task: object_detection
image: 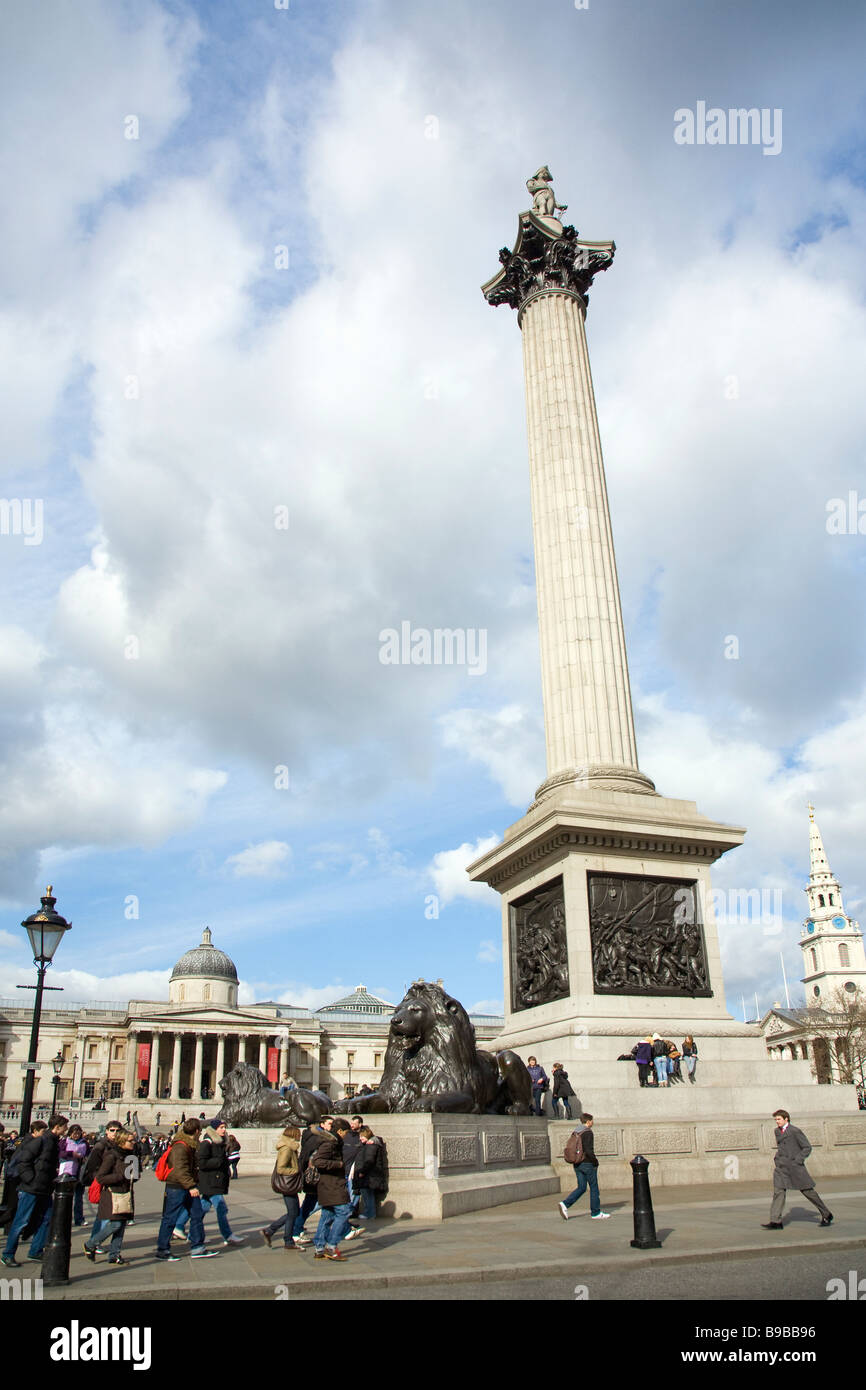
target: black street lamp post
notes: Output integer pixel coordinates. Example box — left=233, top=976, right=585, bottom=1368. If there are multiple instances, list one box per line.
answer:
left=17, top=887, right=71, bottom=1134
left=51, top=1051, right=64, bottom=1111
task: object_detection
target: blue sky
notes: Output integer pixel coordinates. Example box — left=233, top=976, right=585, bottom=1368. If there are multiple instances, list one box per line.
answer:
left=1, top=0, right=866, bottom=1018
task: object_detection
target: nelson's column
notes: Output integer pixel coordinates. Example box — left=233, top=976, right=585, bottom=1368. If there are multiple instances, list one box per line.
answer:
left=467, top=170, right=854, bottom=1125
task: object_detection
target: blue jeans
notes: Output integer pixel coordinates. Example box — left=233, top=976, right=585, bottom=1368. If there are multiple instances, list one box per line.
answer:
left=563, top=1162, right=601, bottom=1216
left=355, top=1187, right=377, bottom=1219
left=314, top=1201, right=353, bottom=1251
left=73, top=1182, right=85, bottom=1225
left=264, top=1193, right=300, bottom=1245
left=553, top=1097, right=572, bottom=1119
left=85, top=1218, right=126, bottom=1259
left=3, top=1191, right=50, bottom=1259
left=654, top=1057, right=668, bottom=1084
left=156, top=1186, right=205, bottom=1255
left=292, top=1190, right=319, bottom=1238
left=531, top=1086, right=546, bottom=1116
left=179, top=1192, right=233, bottom=1240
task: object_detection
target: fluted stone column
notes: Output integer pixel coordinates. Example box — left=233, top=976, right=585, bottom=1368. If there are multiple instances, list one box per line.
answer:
left=258, top=1037, right=268, bottom=1074
left=193, top=1033, right=205, bottom=1100
left=279, top=1035, right=289, bottom=1081
left=215, top=1034, right=226, bottom=1091
left=483, top=198, right=655, bottom=799
left=311, top=1041, right=320, bottom=1090
left=170, top=1033, right=183, bottom=1101
left=124, top=1032, right=138, bottom=1101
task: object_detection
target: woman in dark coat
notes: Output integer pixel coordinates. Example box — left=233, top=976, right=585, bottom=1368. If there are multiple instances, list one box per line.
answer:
left=551, top=1064, right=575, bottom=1119
left=352, top=1127, right=387, bottom=1221
left=311, top=1118, right=352, bottom=1259
left=83, top=1130, right=137, bottom=1265
left=633, top=1038, right=653, bottom=1087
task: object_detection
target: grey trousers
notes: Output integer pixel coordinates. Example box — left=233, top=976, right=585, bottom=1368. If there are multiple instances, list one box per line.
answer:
left=770, top=1186, right=830, bottom=1223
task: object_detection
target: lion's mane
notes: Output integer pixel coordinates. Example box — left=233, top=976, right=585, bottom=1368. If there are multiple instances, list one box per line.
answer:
left=378, top=981, right=489, bottom=1111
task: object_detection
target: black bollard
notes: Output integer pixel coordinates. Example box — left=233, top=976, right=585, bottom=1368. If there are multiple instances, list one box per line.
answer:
left=43, top=1176, right=76, bottom=1286
left=629, top=1153, right=662, bottom=1249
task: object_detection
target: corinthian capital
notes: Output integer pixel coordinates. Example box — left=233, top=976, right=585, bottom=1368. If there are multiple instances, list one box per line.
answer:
left=482, top=215, right=615, bottom=316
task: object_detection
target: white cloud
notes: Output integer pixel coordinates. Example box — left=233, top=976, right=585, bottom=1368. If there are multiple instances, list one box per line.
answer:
left=439, top=706, right=543, bottom=807
left=225, top=840, right=292, bottom=879
left=428, top=837, right=501, bottom=908
left=477, top=939, right=500, bottom=964
left=0, top=964, right=170, bottom=1005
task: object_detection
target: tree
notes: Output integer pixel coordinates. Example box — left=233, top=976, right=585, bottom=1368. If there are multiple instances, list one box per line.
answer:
left=805, top=986, right=866, bottom=1086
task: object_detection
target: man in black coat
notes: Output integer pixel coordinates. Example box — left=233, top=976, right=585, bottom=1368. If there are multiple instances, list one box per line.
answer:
left=1, top=1115, right=67, bottom=1266
left=761, top=1109, right=833, bottom=1229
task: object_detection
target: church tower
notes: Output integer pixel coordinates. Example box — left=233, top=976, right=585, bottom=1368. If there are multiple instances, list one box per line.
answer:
left=801, top=805, right=866, bottom=1007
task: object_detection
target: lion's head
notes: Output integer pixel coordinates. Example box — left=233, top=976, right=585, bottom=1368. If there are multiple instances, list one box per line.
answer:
left=380, top=981, right=480, bottom=1102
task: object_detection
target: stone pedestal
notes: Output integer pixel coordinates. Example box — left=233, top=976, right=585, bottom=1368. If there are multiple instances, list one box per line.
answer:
left=229, top=1115, right=559, bottom=1220
left=468, top=781, right=750, bottom=1049
left=548, top=1113, right=866, bottom=1189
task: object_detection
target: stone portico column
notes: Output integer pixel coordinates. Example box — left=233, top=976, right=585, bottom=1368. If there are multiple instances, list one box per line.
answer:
left=170, top=1033, right=183, bottom=1101
left=279, top=1034, right=289, bottom=1081
left=193, top=1033, right=205, bottom=1101
left=215, top=1034, right=226, bottom=1091
left=311, top=1041, right=320, bottom=1090
left=124, top=1032, right=138, bottom=1101
left=258, top=1036, right=268, bottom=1074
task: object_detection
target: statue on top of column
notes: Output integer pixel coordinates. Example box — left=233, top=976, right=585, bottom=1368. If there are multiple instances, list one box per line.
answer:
left=526, top=166, right=567, bottom=219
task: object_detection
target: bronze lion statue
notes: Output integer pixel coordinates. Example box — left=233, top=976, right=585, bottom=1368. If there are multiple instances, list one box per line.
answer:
left=334, top=981, right=532, bottom=1115
left=216, top=1063, right=332, bottom=1129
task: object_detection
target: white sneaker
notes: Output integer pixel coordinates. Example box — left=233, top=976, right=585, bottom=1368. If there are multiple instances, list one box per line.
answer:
left=591, top=1212, right=611, bottom=1220
left=171, top=1229, right=187, bottom=1242
left=223, top=1234, right=244, bottom=1245
left=190, top=1249, right=220, bottom=1259
left=558, top=1202, right=569, bottom=1220
left=342, top=1227, right=364, bottom=1242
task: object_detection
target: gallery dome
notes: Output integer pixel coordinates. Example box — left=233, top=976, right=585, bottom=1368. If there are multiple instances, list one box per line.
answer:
left=170, top=927, right=238, bottom=984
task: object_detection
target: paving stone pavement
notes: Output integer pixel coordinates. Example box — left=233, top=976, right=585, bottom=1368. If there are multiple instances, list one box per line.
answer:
left=42, top=1171, right=866, bottom=1300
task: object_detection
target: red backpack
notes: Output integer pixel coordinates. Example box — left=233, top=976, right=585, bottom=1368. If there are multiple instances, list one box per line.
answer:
left=155, top=1145, right=174, bottom=1182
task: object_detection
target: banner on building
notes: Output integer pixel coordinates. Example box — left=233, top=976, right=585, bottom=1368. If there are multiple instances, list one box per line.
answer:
left=267, top=1047, right=279, bottom=1085
left=137, top=1043, right=151, bottom=1081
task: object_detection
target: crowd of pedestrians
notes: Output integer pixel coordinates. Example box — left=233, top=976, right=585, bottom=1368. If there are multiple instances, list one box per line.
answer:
left=260, top=1112, right=387, bottom=1260
left=0, top=1106, right=389, bottom=1273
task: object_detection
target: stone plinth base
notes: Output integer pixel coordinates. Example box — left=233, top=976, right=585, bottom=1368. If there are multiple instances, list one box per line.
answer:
left=230, top=1115, right=559, bottom=1220
left=548, top=1113, right=866, bottom=1189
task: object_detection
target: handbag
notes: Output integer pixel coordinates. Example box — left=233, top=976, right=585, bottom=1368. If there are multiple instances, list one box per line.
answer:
left=271, top=1163, right=302, bottom=1196
left=110, top=1188, right=134, bottom=1215
left=87, top=1179, right=101, bottom=1204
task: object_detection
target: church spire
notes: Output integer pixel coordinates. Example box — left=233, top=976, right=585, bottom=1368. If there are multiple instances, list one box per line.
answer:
left=805, top=805, right=844, bottom=917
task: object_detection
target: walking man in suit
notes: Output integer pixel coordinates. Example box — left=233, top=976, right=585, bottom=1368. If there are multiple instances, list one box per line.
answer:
left=761, top=1109, right=833, bottom=1229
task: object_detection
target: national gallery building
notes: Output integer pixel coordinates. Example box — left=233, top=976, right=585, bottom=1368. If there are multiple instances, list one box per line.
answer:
left=0, top=927, right=502, bottom=1122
